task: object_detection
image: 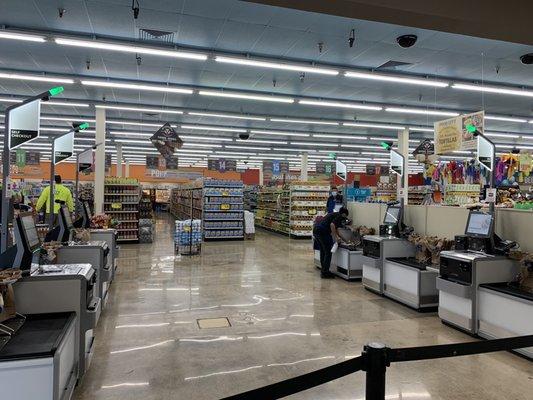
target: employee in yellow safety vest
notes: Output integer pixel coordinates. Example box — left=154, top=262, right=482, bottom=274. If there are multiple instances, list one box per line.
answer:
left=36, top=175, right=74, bottom=218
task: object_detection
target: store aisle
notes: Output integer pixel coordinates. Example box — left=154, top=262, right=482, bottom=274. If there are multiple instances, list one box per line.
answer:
left=73, top=217, right=532, bottom=400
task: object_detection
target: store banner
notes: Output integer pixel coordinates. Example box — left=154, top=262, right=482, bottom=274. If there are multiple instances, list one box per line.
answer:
left=434, top=111, right=484, bottom=154
left=53, top=131, right=74, bottom=164
left=15, top=149, right=26, bottom=168
left=262, top=161, right=273, bottom=181
left=146, top=155, right=159, bottom=170
left=207, top=159, right=236, bottom=172
left=8, top=99, right=41, bottom=150
left=366, top=165, right=376, bottom=175
left=78, top=149, right=93, bottom=172
left=26, top=151, right=40, bottom=166
left=166, top=156, right=179, bottom=170
left=316, top=161, right=335, bottom=176
left=150, top=123, right=183, bottom=160
left=158, top=156, right=166, bottom=170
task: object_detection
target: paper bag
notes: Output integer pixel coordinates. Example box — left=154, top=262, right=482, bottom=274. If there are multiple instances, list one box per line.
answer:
left=0, top=284, right=16, bottom=323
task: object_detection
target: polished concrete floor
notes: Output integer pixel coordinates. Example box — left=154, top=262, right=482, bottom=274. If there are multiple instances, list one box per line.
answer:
left=74, top=217, right=532, bottom=400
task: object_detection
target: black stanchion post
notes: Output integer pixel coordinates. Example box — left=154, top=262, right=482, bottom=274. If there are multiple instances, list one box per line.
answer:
left=363, top=342, right=389, bottom=400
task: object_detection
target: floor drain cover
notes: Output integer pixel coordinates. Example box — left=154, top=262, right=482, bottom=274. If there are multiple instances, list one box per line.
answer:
left=197, top=317, right=231, bottom=329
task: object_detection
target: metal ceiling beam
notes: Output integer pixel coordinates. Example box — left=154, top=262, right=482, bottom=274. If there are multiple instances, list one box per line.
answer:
left=245, top=0, right=533, bottom=46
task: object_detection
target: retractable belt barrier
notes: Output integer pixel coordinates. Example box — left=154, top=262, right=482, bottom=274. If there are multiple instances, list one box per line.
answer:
left=222, top=335, right=533, bottom=400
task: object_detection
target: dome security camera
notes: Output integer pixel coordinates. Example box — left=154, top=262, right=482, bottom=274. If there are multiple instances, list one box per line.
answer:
left=239, top=132, right=250, bottom=140
left=396, top=34, right=418, bottom=48
left=520, top=53, right=533, bottom=65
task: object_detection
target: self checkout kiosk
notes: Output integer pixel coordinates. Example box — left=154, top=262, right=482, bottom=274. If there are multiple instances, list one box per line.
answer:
left=52, top=205, right=112, bottom=307
left=330, top=227, right=366, bottom=281
left=437, top=209, right=520, bottom=335
left=361, top=203, right=415, bottom=294
left=0, top=212, right=101, bottom=395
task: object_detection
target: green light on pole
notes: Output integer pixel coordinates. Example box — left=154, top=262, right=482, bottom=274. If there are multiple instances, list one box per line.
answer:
left=466, top=124, right=477, bottom=133
left=380, top=141, right=391, bottom=150
left=48, top=86, right=64, bottom=97
left=328, top=152, right=336, bottom=160
left=78, top=122, right=89, bottom=130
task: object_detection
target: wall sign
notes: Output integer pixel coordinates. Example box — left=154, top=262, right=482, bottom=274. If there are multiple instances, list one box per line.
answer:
left=53, top=131, right=74, bottom=164
left=8, top=99, right=41, bottom=150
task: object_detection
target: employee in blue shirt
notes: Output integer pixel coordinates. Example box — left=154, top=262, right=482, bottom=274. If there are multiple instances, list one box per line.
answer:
left=313, top=207, right=349, bottom=278
left=326, top=186, right=343, bottom=213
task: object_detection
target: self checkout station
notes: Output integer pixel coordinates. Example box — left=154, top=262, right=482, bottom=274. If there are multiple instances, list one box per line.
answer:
left=0, top=92, right=120, bottom=399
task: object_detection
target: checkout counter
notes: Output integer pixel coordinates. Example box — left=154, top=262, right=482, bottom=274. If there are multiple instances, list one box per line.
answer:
left=361, top=205, right=415, bottom=294
left=51, top=206, right=111, bottom=307
left=330, top=228, right=365, bottom=280
left=0, top=212, right=101, bottom=387
left=436, top=210, right=520, bottom=335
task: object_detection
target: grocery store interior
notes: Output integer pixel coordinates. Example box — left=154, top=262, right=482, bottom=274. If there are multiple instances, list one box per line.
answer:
left=0, top=1, right=532, bottom=399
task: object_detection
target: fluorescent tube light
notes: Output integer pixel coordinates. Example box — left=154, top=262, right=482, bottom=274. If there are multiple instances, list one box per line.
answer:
left=82, top=80, right=193, bottom=94
left=188, top=112, right=265, bottom=121
left=236, top=139, right=286, bottom=144
left=343, top=122, right=405, bottom=130
left=291, top=142, right=338, bottom=147
left=385, top=107, right=459, bottom=117
left=409, top=127, right=434, bottom=132
left=224, top=146, right=271, bottom=151
left=452, top=83, right=533, bottom=98
left=312, top=134, right=367, bottom=140
left=199, top=90, right=294, bottom=104
left=41, top=116, right=95, bottom=123
left=249, top=130, right=309, bottom=137
left=182, top=143, right=222, bottom=148
left=45, top=101, right=89, bottom=107
left=298, top=99, right=382, bottom=111
left=215, top=56, right=338, bottom=76
left=0, top=31, right=46, bottom=42
left=484, top=115, right=528, bottom=123
left=270, top=118, right=338, bottom=126
left=180, top=124, right=246, bottom=133
left=0, top=97, right=22, bottom=103
left=0, top=72, right=74, bottom=84
left=345, top=71, right=448, bottom=87
left=216, top=151, right=257, bottom=156
left=180, top=135, right=233, bottom=141
left=55, top=38, right=207, bottom=60
left=107, top=120, right=166, bottom=127
left=109, top=131, right=152, bottom=137
left=484, top=132, right=520, bottom=139
left=95, top=105, right=183, bottom=114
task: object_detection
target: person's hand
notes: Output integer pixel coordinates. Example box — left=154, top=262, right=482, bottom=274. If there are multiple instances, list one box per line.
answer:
left=336, top=237, right=342, bottom=244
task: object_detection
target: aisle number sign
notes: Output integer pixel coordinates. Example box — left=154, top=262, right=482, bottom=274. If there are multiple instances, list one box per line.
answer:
left=434, top=111, right=484, bottom=154
left=8, top=99, right=41, bottom=150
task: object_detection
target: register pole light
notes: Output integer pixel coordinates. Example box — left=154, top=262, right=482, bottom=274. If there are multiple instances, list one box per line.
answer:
left=49, top=122, right=89, bottom=227
left=1, top=87, right=63, bottom=252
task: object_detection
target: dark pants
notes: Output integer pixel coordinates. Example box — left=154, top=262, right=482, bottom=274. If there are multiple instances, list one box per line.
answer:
left=313, top=226, right=333, bottom=276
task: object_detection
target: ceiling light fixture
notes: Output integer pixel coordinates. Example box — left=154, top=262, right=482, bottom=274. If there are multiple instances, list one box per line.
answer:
left=484, top=115, right=528, bottom=123
left=249, top=130, right=309, bottom=137
left=188, top=112, right=265, bottom=121
left=95, top=105, right=183, bottom=114
left=224, top=146, right=272, bottom=151
left=484, top=132, right=521, bottom=139
left=385, top=107, right=459, bottom=117
left=180, top=135, right=233, bottom=142
left=41, top=116, right=96, bottom=123
left=0, top=72, right=74, bottom=84
left=343, top=122, right=405, bottom=130
left=82, top=80, right=193, bottom=94
left=214, top=56, right=339, bottom=76
left=199, top=90, right=294, bottom=104
left=180, top=124, right=246, bottom=133
left=409, top=127, right=434, bottom=132
left=270, top=118, right=338, bottom=126
left=236, top=139, right=286, bottom=144
left=182, top=143, right=223, bottom=148
left=452, top=83, right=533, bottom=98
left=55, top=38, right=207, bottom=60
left=107, top=120, right=167, bottom=127
left=312, top=134, right=368, bottom=140
left=298, top=100, right=382, bottom=111
left=0, top=31, right=46, bottom=42
left=291, top=142, right=338, bottom=147
left=345, top=71, right=448, bottom=87
left=45, top=101, right=89, bottom=107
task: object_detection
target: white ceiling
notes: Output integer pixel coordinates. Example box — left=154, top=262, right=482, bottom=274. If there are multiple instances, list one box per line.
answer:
left=0, top=0, right=531, bottom=168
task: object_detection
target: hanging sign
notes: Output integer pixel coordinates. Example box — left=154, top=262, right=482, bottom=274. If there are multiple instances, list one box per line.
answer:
left=146, top=155, right=159, bottom=170
left=477, top=134, right=495, bottom=171
left=434, top=111, right=484, bottom=154
left=208, top=159, right=237, bottom=172
left=366, top=165, right=376, bottom=175
left=8, top=99, right=41, bottom=150
left=165, top=156, right=179, bottom=170
left=336, top=160, right=347, bottom=181
left=151, top=123, right=183, bottom=160
left=53, top=131, right=74, bottom=164
left=316, top=161, right=335, bottom=176
left=78, top=149, right=93, bottom=172
left=390, top=150, right=404, bottom=176
left=105, top=153, right=112, bottom=172
left=412, top=139, right=435, bottom=156
left=15, top=149, right=26, bottom=168
left=26, top=151, right=40, bottom=166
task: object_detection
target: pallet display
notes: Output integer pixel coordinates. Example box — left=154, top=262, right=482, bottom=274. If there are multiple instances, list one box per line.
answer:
left=203, top=180, right=244, bottom=240
left=255, top=186, right=290, bottom=235
left=170, top=185, right=203, bottom=220
left=174, top=219, right=202, bottom=255
left=289, top=182, right=330, bottom=237
left=103, top=177, right=140, bottom=242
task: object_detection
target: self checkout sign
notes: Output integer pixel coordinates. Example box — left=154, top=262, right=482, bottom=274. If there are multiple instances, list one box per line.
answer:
left=53, top=131, right=74, bottom=164
left=8, top=99, right=41, bottom=149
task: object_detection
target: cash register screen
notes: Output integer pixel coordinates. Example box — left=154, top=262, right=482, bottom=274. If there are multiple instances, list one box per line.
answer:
left=62, top=206, right=74, bottom=229
left=465, top=211, right=493, bottom=238
left=21, top=214, right=40, bottom=250
left=383, top=206, right=401, bottom=225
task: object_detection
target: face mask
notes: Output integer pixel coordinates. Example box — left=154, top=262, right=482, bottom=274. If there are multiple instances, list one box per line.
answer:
left=331, top=191, right=337, bottom=196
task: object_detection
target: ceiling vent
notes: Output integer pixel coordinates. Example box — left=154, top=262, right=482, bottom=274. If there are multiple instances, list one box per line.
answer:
left=138, top=28, right=175, bottom=44
left=376, top=60, right=413, bottom=70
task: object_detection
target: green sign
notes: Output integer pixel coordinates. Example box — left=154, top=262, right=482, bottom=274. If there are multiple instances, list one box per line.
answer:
left=15, top=149, right=26, bottom=168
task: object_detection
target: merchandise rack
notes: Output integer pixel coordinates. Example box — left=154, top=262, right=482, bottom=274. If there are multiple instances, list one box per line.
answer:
left=289, top=182, right=330, bottom=237
left=244, top=185, right=259, bottom=212
left=103, top=178, right=140, bottom=242
left=255, top=186, right=290, bottom=235
left=203, top=180, right=244, bottom=240
left=444, top=183, right=481, bottom=206
left=170, top=185, right=203, bottom=220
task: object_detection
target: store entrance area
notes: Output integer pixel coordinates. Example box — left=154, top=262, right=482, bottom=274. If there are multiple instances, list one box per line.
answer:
left=72, top=217, right=532, bottom=400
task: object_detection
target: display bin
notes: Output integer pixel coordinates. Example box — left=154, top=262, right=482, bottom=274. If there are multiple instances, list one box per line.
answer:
left=478, top=283, right=533, bottom=359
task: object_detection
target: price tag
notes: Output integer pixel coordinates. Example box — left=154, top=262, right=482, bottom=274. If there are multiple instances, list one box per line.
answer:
left=222, top=191, right=229, bottom=196
left=220, top=204, right=230, bottom=210
left=308, top=209, right=317, bottom=215
left=183, top=226, right=191, bottom=232
left=486, top=188, right=497, bottom=203
left=111, top=203, right=122, bottom=209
